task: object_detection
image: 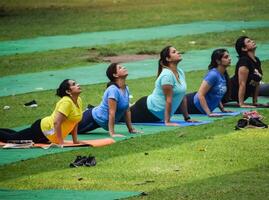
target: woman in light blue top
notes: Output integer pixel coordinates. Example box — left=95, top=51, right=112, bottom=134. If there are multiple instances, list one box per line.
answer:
left=128, top=46, right=191, bottom=126
left=78, top=63, right=138, bottom=137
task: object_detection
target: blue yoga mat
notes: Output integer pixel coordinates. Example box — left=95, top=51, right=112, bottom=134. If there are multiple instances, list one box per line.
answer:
left=126, top=120, right=210, bottom=127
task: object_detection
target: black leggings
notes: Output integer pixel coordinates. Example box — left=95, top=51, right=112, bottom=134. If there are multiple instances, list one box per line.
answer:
left=0, top=119, right=49, bottom=143
left=175, top=92, right=202, bottom=114
left=129, top=96, right=160, bottom=123
left=259, top=83, right=269, bottom=96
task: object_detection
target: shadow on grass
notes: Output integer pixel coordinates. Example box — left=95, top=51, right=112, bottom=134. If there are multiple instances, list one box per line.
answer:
left=127, top=165, right=269, bottom=200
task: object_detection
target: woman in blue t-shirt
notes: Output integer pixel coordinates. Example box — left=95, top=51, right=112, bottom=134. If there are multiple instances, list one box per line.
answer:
left=127, top=46, right=190, bottom=126
left=175, top=48, right=231, bottom=117
left=78, top=63, right=138, bottom=137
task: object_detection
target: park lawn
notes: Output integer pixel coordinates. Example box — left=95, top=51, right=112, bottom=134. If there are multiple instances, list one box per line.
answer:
left=1, top=27, right=269, bottom=77
left=0, top=112, right=268, bottom=200
left=0, top=61, right=269, bottom=128
left=1, top=0, right=269, bottom=41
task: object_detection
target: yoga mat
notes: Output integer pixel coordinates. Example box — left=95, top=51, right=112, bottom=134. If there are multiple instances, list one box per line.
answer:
left=125, top=120, right=210, bottom=127
left=1, top=42, right=269, bottom=97
left=1, top=20, right=269, bottom=56
left=0, top=188, right=141, bottom=200
left=0, top=138, right=115, bottom=149
left=224, top=96, right=269, bottom=108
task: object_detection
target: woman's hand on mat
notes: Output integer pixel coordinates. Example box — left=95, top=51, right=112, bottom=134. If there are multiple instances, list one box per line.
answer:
left=165, top=122, right=180, bottom=126
left=208, top=113, right=223, bottom=117
left=129, top=128, right=143, bottom=134
left=111, top=134, right=126, bottom=137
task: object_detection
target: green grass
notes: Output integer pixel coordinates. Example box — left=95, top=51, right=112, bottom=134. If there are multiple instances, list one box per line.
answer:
left=1, top=0, right=269, bottom=41
left=0, top=114, right=268, bottom=200
left=1, top=27, right=269, bottom=77
left=0, top=1, right=269, bottom=199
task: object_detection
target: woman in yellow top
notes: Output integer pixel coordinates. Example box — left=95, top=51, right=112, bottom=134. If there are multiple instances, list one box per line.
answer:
left=0, top=79, right=82, bottom=145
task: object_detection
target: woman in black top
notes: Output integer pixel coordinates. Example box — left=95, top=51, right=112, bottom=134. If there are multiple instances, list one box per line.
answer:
left=228, top=36, right=266, bottom=108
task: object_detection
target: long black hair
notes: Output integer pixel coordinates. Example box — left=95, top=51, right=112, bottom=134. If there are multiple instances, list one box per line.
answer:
left=106, top=63, right=119, bottom=88
left=235, top=36, right=248, bottom=57
left=56, top=79, right=71, bottom=98
left=157, top=45, right=172, bottom=77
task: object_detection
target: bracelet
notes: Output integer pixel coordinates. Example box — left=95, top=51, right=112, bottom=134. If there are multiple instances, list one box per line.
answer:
left=184, top=116, right=191, bottom=121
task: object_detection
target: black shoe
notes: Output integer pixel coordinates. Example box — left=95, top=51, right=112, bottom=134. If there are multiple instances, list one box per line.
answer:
left=249, top=118, right=268, bottom=128
left=24, top=100, right=38, bottom=108
left=69, top=156, right=88, bottom=168
left=235, top=118, right=248, bottom=130
left=84, top=156, right=96, bottom=167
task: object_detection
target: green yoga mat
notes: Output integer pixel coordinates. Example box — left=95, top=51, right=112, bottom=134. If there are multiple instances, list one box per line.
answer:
left=0, top=189, right=141, bottom=200
left=0, top=124, right=176, bottom=166
left=1, top=43, right=269, bottom=97
left=1, top=20, right=269, bottom=56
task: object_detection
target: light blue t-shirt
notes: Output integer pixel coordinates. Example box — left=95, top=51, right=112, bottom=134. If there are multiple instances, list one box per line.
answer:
left=147, top=68, right=187, bottom=120
left=92, top=85, right=129, bottom=130
left=194, top=68, right=227, bottom=113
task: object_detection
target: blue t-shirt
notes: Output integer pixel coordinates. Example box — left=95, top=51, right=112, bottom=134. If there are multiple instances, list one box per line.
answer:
left=194, top=68, right=227, bottom=113
left=147, top=68, right=187, bottom=120
left=92, top=85, right=129, bottom=130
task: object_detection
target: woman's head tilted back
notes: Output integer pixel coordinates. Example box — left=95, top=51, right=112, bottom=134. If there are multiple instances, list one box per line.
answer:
left=208, top=48, right=230, bottom=70
left=56, top=79, right=81, bottom=97
left=56, top=79, right=72, bottom=97
left=235, top=36, right=249, bottom=57
left=106, top=63, right=119, bottom=88
left=158, top=46, right=181, bottom=77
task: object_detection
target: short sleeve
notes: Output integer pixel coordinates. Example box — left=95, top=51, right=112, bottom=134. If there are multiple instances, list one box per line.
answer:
left=57, top=100, right=72, bottom=117
left=204, top=70, right=217, bottom=86
left=107, top=86, right=119, bottom=102
left=160, top=74, right=174, bottom=86
left=237, top=57, right=250, bottom=70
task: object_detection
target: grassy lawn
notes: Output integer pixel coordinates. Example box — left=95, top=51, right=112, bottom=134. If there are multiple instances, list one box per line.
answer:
left=1, top=0, right=269, bottom=41
left=1, top=27, right=269, bottom=77
left=0, top=1, right=269, bottom=199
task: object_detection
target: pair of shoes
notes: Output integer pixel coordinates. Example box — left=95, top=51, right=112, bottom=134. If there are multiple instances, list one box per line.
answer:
left=235, top=117, right=268, bottom=130
left=69, top=155, right=96, bottom=168
left=24, top=100, right=38, bottom=108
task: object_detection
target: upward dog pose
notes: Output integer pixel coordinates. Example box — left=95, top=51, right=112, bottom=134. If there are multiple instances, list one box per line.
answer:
left=175, top=48, right=232, bottom=116
left=0, top=79, right=83, bottom=145
left=227, top=36, right=269, bottom=107
left=78, top=63, right=139, bottom=137
left=125, top=46, right=191, bottom=125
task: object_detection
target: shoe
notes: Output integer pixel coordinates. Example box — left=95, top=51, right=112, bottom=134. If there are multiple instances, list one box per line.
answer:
left=87, top=104, right=95, bottom=109
left=84, top=156, right=96, bottom=167
left=24, top=100, right=38, bottom=108
left=249, top=118, right=268, bottom=128
left=69, top=156, right=88, bottom=168
left=235, top=118, right=248, bottom=130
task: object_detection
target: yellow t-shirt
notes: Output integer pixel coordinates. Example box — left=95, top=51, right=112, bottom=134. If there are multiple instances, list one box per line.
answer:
left=41, top=96, right=83, bottom=144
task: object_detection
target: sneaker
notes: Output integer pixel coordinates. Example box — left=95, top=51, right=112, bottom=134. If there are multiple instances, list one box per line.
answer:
left=235, top=118, right=248, bottom=130
left=249, top=118, right=268, bottom=128
left=84, top=156, right=96, bottom=167
left=24, top=100, right=38, bottom=108
left=69, top=156, right=88, bottom=168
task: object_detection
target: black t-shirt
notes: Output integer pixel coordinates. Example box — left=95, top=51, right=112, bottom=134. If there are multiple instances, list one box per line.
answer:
left=230, top=55, right=262, bottom=101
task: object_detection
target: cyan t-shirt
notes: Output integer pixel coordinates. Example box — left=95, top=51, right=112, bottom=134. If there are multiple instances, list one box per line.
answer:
left=194, top=68, right=227, bottom=113
left=92, top=85, right=129, bottom=130
left=147, top=68, right=187, bottom=120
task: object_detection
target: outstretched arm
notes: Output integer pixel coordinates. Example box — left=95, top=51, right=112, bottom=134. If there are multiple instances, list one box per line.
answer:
left=162, top=85, right=179, bottom=126
left=54, top=112, right=67, bottom=145
left=108, top=98, right=124, bottom=137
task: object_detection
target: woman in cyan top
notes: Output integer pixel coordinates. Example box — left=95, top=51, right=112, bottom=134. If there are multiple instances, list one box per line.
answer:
left=175, top=48, right=231, bottom=116
left=128, top=46, right=190, bottom=126
left=0, top=79, right=83, bottom=145
left=78, top=63, right=138, bottom=137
